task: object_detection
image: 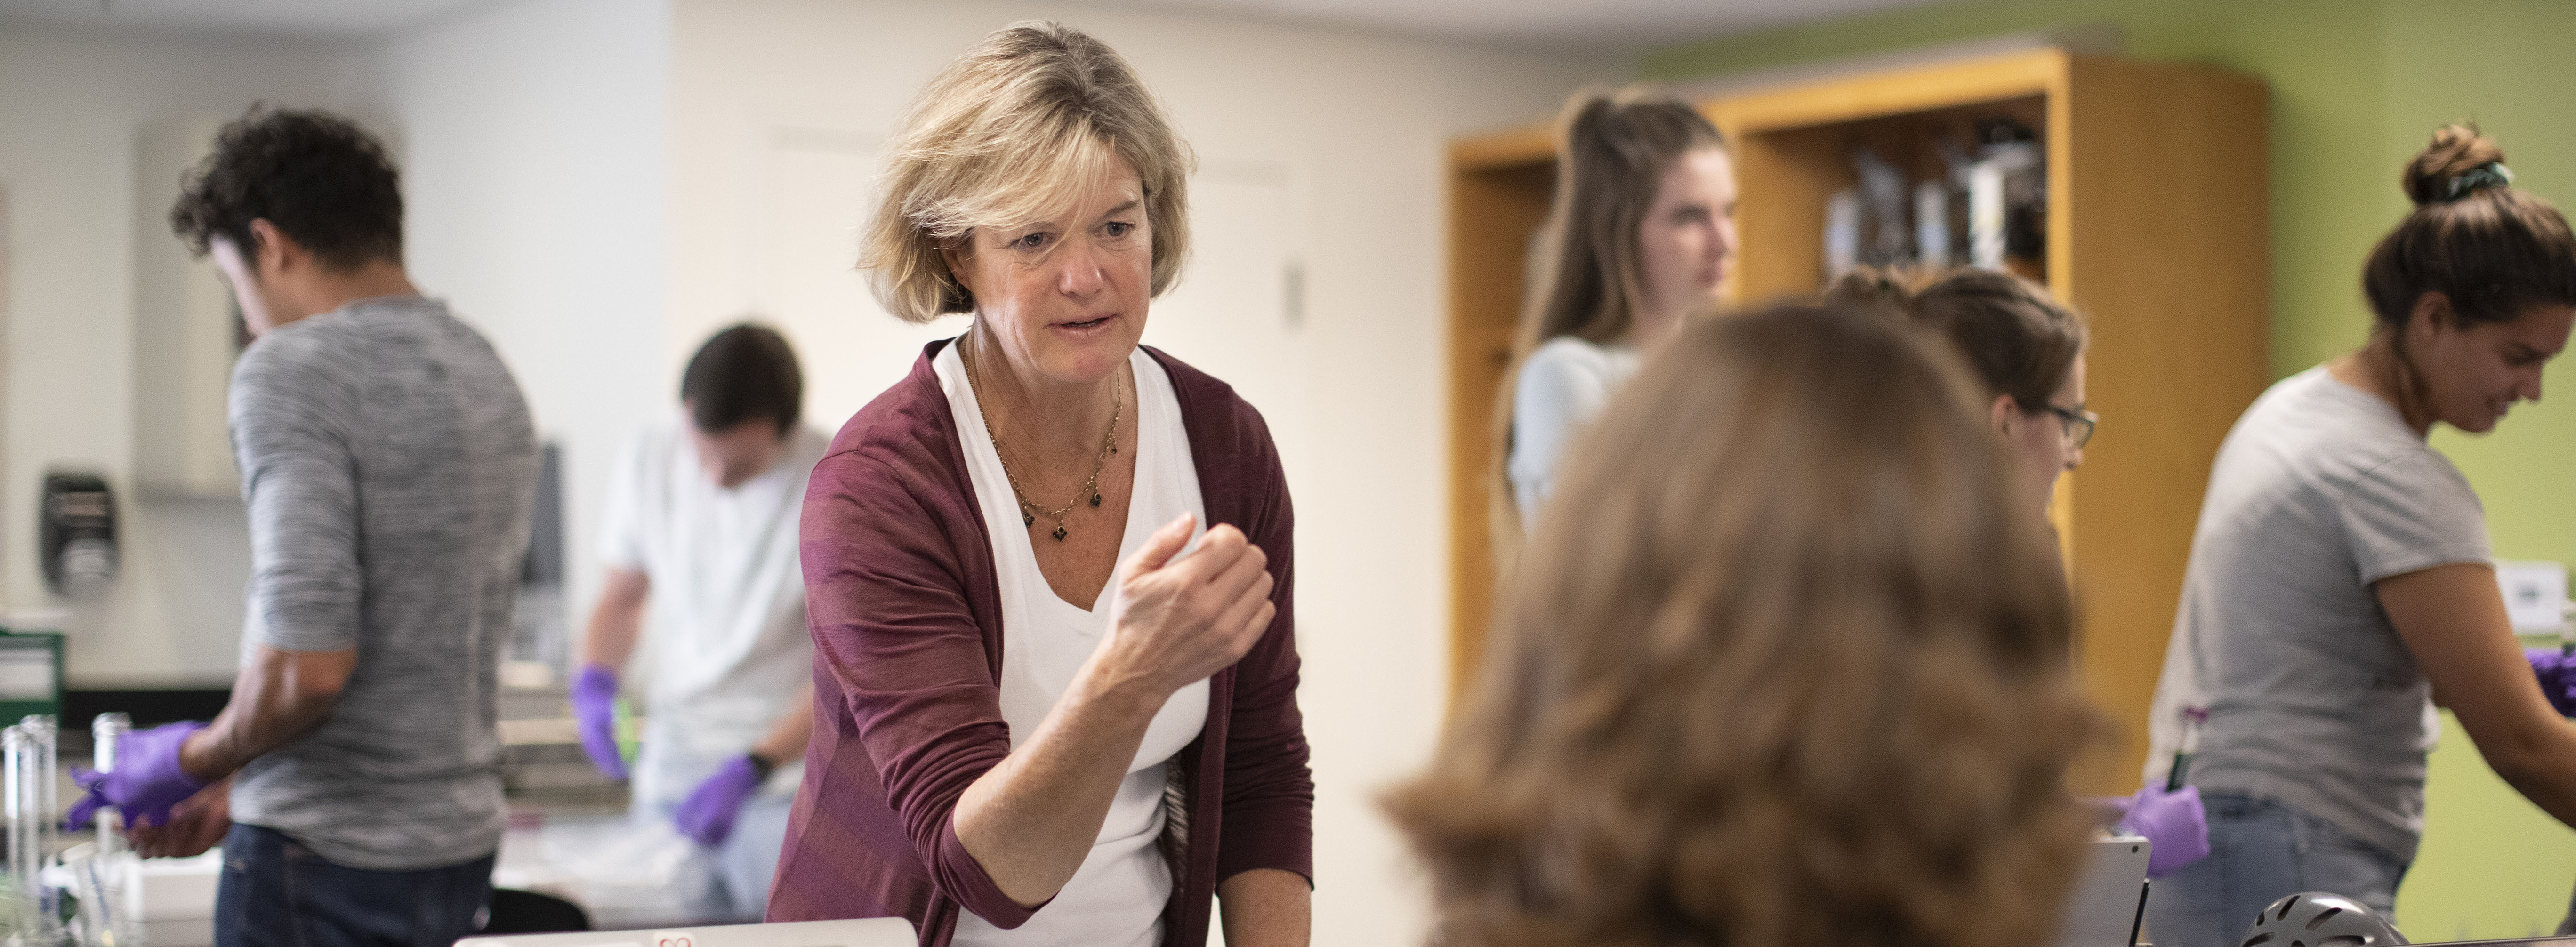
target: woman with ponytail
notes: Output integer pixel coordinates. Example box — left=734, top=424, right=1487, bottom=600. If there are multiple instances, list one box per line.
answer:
left=2141, top=125, right=2576, bottom=947
left=1499, top=88, right=1735, bottom=541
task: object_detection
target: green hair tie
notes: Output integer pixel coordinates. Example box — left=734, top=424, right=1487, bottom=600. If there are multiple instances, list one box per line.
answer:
left=2445, top=161, right=2515, bottom=201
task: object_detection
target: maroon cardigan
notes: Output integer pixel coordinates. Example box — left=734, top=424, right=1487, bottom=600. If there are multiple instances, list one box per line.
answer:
left=768, top=340, right=1314, bottom=946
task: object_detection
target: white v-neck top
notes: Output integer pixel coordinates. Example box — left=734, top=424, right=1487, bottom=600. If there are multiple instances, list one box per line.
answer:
left=936, top=338, right=1212, bottom=947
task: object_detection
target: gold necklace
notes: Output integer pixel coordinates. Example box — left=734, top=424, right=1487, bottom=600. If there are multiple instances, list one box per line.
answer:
left=960, top=336, right=1121, bottom=542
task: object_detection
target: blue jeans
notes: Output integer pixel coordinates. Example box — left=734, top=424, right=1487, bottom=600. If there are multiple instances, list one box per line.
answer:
left=216, top=823, right=495, bottom=947
left=2144, top=793, right=2409, bottom=947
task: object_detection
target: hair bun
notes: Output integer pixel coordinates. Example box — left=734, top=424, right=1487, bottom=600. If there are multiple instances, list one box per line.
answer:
left=2405, top=123, right=2509, bottom=206
left=1823, top=266, right=1919, bottom=310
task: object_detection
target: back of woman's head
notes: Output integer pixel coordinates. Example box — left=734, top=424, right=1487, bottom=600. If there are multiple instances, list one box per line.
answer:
left=1395, top=302, right=2098, bottom=947
left=1522, top=87, right=1725, bottom=350
left=1827, top=266, right=2085, bottom=410
left=2365, top=124, right=2576, bottom=332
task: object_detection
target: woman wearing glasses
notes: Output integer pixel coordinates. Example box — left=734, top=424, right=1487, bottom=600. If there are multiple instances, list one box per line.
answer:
left=2141, top=125, right=2576, bottom=947
left=1829, top=268, right=2094, bottom=521
left=1831, top=267, right=2209, bottom=875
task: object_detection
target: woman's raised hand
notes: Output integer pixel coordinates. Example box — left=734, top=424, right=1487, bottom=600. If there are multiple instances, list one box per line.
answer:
left=1100, top=513, right=1276, bottom=696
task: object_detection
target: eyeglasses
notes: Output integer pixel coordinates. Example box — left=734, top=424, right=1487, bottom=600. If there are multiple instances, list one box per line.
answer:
left=2037, top=403, right=2098, bottom=449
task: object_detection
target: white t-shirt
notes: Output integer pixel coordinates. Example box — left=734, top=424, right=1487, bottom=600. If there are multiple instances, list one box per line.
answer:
left=1508, top=336, right=1640, bottom=531
left=936, top=339, right=1212, bottom=947
left=2142, top=367, right=2488, bottom=860
left=599, top=419, right=829, bottom=805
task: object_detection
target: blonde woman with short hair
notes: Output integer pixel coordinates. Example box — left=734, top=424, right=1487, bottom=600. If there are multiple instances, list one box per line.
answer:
left=772, top=23, right=1312, bottom=947
left=1393, top=301, right=2101, bottom=947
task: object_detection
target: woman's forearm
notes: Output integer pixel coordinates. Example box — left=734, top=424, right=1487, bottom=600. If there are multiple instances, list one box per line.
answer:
left=951, top=516, right=1275, bottom=910
left=2383, top=563, right=2576, bottom=829
left=2477, top=714, right=2576, bottom=828
left=1220, top=868, right=1312, bottom=947
left=952, top=659, right=1165, bottom=907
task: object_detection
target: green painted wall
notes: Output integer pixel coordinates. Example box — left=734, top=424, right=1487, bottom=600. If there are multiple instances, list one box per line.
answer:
left=1645, top=0, right=2576, bottom=938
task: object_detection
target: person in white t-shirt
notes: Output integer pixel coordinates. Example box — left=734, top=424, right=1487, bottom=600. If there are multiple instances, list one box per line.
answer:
left=574, top=323, right=829, bottom=922
left=1502, top=87, right=1736, bottom=540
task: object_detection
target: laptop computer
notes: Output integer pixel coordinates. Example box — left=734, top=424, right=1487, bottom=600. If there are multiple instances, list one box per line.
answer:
left=2051, top=835, right=2154, bottom=947
left=455, top=917, right=916, bottom=947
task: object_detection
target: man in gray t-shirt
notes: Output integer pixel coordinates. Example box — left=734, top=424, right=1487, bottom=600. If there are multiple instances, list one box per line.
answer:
left=65, top=108, right=535, bottom=946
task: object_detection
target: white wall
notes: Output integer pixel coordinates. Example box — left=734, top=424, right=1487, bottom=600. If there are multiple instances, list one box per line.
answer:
left=669, top=2, right=1617, bottom=939
left=6, top=3, right=1623, bottom=933
left=0, top=22, right=374, bottom=685
left=369, top=0, right=674, bottom=638
left=0, top=0, right=670, bottom=685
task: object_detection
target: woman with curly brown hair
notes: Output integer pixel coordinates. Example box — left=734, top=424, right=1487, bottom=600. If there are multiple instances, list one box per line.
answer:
left=1389, top=301, right=2100, bottom=947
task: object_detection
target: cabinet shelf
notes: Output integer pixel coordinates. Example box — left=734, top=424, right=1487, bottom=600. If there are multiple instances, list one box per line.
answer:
left=1446, top=48, right=2270, bottom=793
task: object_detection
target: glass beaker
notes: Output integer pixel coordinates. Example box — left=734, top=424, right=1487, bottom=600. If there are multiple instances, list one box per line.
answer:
left=54, top=840, right=141, bottom=947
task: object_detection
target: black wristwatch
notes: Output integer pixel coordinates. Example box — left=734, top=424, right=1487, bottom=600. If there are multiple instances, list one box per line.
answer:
left=745, top=751, right=777, bottom=782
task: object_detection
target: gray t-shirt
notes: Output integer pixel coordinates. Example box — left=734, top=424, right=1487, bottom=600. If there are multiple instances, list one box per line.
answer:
left=225, top=295, right=538, bottom=871
left=2143, top=366, right=2488, bottom=860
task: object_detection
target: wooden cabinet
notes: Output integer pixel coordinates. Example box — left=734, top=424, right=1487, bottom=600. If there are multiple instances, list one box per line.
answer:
left=1445, top=48, right=2270, bottom=793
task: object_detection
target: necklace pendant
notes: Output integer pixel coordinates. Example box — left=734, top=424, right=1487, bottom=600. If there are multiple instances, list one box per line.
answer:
left=1089, top=492, right=1102, bottom=507
left=1051, top=524, right=1068, bottom=541
left=1022, top=512, right=1034, bottom=527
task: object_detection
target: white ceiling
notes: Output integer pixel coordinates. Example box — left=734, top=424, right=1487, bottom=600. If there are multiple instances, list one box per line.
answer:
left=0, top=0, right=505, bottom=38
left=1089, top=0, right=1949, bottom=54
left=0, top=0, right=1947, bottom=52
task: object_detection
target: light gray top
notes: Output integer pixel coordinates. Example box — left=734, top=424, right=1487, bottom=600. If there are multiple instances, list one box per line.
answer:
left=225, top=295, right=538, bottom=871
left=2144, top=366, right=2488, bottom=860
left=1507, top=336, right=1638, bottom=532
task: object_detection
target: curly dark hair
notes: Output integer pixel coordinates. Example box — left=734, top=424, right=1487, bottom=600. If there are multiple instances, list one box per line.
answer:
left=169, top=106, right=404, bottom=270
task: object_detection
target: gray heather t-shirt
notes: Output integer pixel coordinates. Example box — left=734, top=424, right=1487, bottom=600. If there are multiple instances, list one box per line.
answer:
left=225, top=295, right=538, bottom=872
left=2143, top=366, right=2488, bottom=861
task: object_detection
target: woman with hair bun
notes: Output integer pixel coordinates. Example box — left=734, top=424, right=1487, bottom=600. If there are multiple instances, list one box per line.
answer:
left=2141, top=124, right=2576, bottom=947
left=1500, top=87, right=1735, bottom=540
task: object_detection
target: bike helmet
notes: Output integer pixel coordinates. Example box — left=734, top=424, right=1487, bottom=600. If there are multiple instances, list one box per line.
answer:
left=2239, top=892, right=2407, bottom=947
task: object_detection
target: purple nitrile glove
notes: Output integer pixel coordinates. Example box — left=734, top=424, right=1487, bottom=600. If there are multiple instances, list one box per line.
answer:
left=2528, top=648, right=2576, bottom=717
left=572, top=663, right=628, bottom=780
left=673, top=755, right=764, bottom=848
left=64, top=721, right=209, bottom=832
left=2116, top=783, right=2210, bottom=879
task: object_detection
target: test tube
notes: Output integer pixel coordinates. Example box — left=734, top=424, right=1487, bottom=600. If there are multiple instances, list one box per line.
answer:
left=91, top=714, right=127, bottom=776
left=93, top=713, right=129, bottom=852
left=18, top=717, right=54, bottom=872
left=2166, top=706, right=2208, bottom=792
left=83, top=712, right=143, bottom=947
left=4, top=724, right=32, bottom=903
